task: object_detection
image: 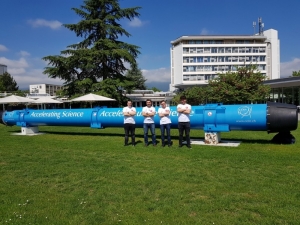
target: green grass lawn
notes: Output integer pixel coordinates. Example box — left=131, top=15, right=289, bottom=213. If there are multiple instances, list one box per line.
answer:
left=1, top=124, right=300, bottom=224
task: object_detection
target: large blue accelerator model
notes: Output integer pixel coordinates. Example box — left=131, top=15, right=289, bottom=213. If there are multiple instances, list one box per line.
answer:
left=1, top=102, right=298, bottom=134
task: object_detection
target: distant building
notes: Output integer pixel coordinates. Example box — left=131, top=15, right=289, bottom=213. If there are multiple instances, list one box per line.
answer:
left=170, top=29, right=280, bottom=91
left=0, top=64, right=7, bottom=75
left=124, top=90, right=176, bottom=107
left=29, top=84, right=63, bottom=96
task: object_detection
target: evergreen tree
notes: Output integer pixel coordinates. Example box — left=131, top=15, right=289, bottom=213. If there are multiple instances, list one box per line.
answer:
left=43, top=0, right=141, bottom=97
left=124, top=63, right=147, bottom=90
left=0, top=72, right=19, bottom=91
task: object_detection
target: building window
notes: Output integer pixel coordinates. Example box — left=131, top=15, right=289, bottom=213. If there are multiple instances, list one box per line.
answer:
left=218, top=48, right=225, bottom=53
left=211, top=48, right=217, bottom=53
left=190, top=48, right=196, bottom=53
left=260, top=56, right=266, bottom=61
left=197, top=48, right=203, bottom=53
left=225, top=47, right=231, bottom=53
left=197, top=57, right=203, bottom=62
left=204, top=48, right=210, bottom=53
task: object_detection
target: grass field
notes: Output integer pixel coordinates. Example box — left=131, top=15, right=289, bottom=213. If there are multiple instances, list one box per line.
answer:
left=1, top=124, right=300, bottom=224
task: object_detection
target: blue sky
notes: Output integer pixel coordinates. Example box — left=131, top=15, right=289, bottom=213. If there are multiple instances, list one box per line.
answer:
left=1, top=0, right=300, bottom=91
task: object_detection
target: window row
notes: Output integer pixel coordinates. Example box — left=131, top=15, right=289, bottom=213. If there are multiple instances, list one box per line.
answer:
left=183, top=56, right=266, bottom=63
left=183, top=73, right=267, bottom=81
left=185, top=40, right=262, bottom=45
left=183, top=64, right=266, bottom=72
left=183, top=47, right=266, bottom=54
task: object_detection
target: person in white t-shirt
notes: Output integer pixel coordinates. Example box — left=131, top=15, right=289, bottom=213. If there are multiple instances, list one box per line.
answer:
left=177, top=96, right=192, bottom=149
left=142, top=99, right=156, bottom=146
left=123, top=100, right=136, bottom=146
left=158, top=100, right=172, bottom=147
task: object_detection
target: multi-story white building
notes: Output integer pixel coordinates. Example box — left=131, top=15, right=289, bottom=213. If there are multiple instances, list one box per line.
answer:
left=0, top=64, right=7, bottom=75
left=29, top=84, right=63, bottom=96
left=170, top=29, right=280, bottom=91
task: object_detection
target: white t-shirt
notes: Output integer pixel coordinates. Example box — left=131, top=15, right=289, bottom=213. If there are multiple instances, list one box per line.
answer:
left=177, top=104, right=191, bottom=122
left=123, top=106, right=136, bottom=124
left=142, top=106, right=156, bottom=123
left=158, top=107, right=171, bottom=125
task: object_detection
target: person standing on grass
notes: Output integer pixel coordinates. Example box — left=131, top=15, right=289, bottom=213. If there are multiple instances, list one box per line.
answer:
left=142, top=99, right=156, bottom=146
left=177, top=96, right=192, bottom=149
left=158, top=100, right=172, bottom=147
left=123, top=100, right=136, bottom=146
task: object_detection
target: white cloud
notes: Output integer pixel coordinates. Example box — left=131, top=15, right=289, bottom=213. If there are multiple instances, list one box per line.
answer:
left=18, top=51, right=31, bottom=57
left=142, top=67, right=170, bottom=83
left=128, top=17, right=145, bottom=27
left=14, top=69, right=63, bottom=90
left=280, top=58, right=300, bottom=78
left=0, top=56, right=62, bottom=89
left=200, top=28, right=211, bottom=35
left=0, top=44, right=8, bottom=51
left=27, top=19, right=62, bottom=30
left=0, top=57, right=29, bottom=69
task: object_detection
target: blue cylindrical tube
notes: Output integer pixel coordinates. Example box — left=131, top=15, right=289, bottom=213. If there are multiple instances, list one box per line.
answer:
left=1, top=103, right=297, bottom=132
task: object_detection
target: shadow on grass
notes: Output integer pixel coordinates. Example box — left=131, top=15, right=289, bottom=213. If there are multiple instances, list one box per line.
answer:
left=8, top=129, right=275, bottom=145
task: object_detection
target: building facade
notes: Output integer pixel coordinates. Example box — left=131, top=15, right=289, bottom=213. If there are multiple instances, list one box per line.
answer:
left=170, top=29, right=280, bottom=91
left=29, top=84, right=63, bottom=96
left=0, top=64, right=7, bottom=75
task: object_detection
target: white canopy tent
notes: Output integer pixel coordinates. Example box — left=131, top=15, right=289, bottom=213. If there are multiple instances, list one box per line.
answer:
left=0, top=95, right=35, bottom=110
left=31, top=98, right=63, bottom=109
left=71, top=93, right=116, bottom=108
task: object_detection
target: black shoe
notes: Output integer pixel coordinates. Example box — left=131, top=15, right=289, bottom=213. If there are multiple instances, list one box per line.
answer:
left=187, top=145, right=192, bottom=149
left=168, top=144, right=171, bottom=147
left=162, top=144, right=165, bottom=147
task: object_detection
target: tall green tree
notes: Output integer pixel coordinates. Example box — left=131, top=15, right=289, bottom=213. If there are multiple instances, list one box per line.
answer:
left=0, top=72, right=19, bottom=91
left=43, top=0, right=141, bottom=97
left=124, top=63, right=147, bottom=90
left=208, top=65, right=270, bottom=104
left=292, top=70, right=300, bottom=77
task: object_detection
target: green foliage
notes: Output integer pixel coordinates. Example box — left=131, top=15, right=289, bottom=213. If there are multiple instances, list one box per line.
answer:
left=150, top=87, right=161, bottom=92
left=174, top=86, right=208, bottom=105
left=175, top=65, right=271, bottom=105
left=43, top=0, right=141, bottom=97
left=124, top=63, right=147, bottom=91
left=292, top=70, right=300, bottom=77
left=92, top=77, right=130, bottom=106
left=208, top=65, right=270, bottom=104
left=0, top=72, right=19, bottom=91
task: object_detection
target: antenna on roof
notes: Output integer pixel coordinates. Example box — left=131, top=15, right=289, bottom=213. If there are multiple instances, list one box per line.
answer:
left=258, top=17, right=264, bottom=35
left=253, top=21, right=256, bottom=35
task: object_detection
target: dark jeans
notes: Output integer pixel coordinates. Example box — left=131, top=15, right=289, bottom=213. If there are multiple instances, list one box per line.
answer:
left=143, top=123, right=156, bottom=145
left=160, top=123, right=171, bottom=145
left=124, top=123, right=135, bottom=145
left=178, top=122, right=190, bottom=146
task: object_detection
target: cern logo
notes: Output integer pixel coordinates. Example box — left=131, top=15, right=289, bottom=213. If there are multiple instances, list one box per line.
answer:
left=238, top=106, right=252, bottom=118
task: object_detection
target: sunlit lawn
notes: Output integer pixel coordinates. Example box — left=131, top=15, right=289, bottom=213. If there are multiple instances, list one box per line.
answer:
left=1, top=124, right=300, bottom=224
